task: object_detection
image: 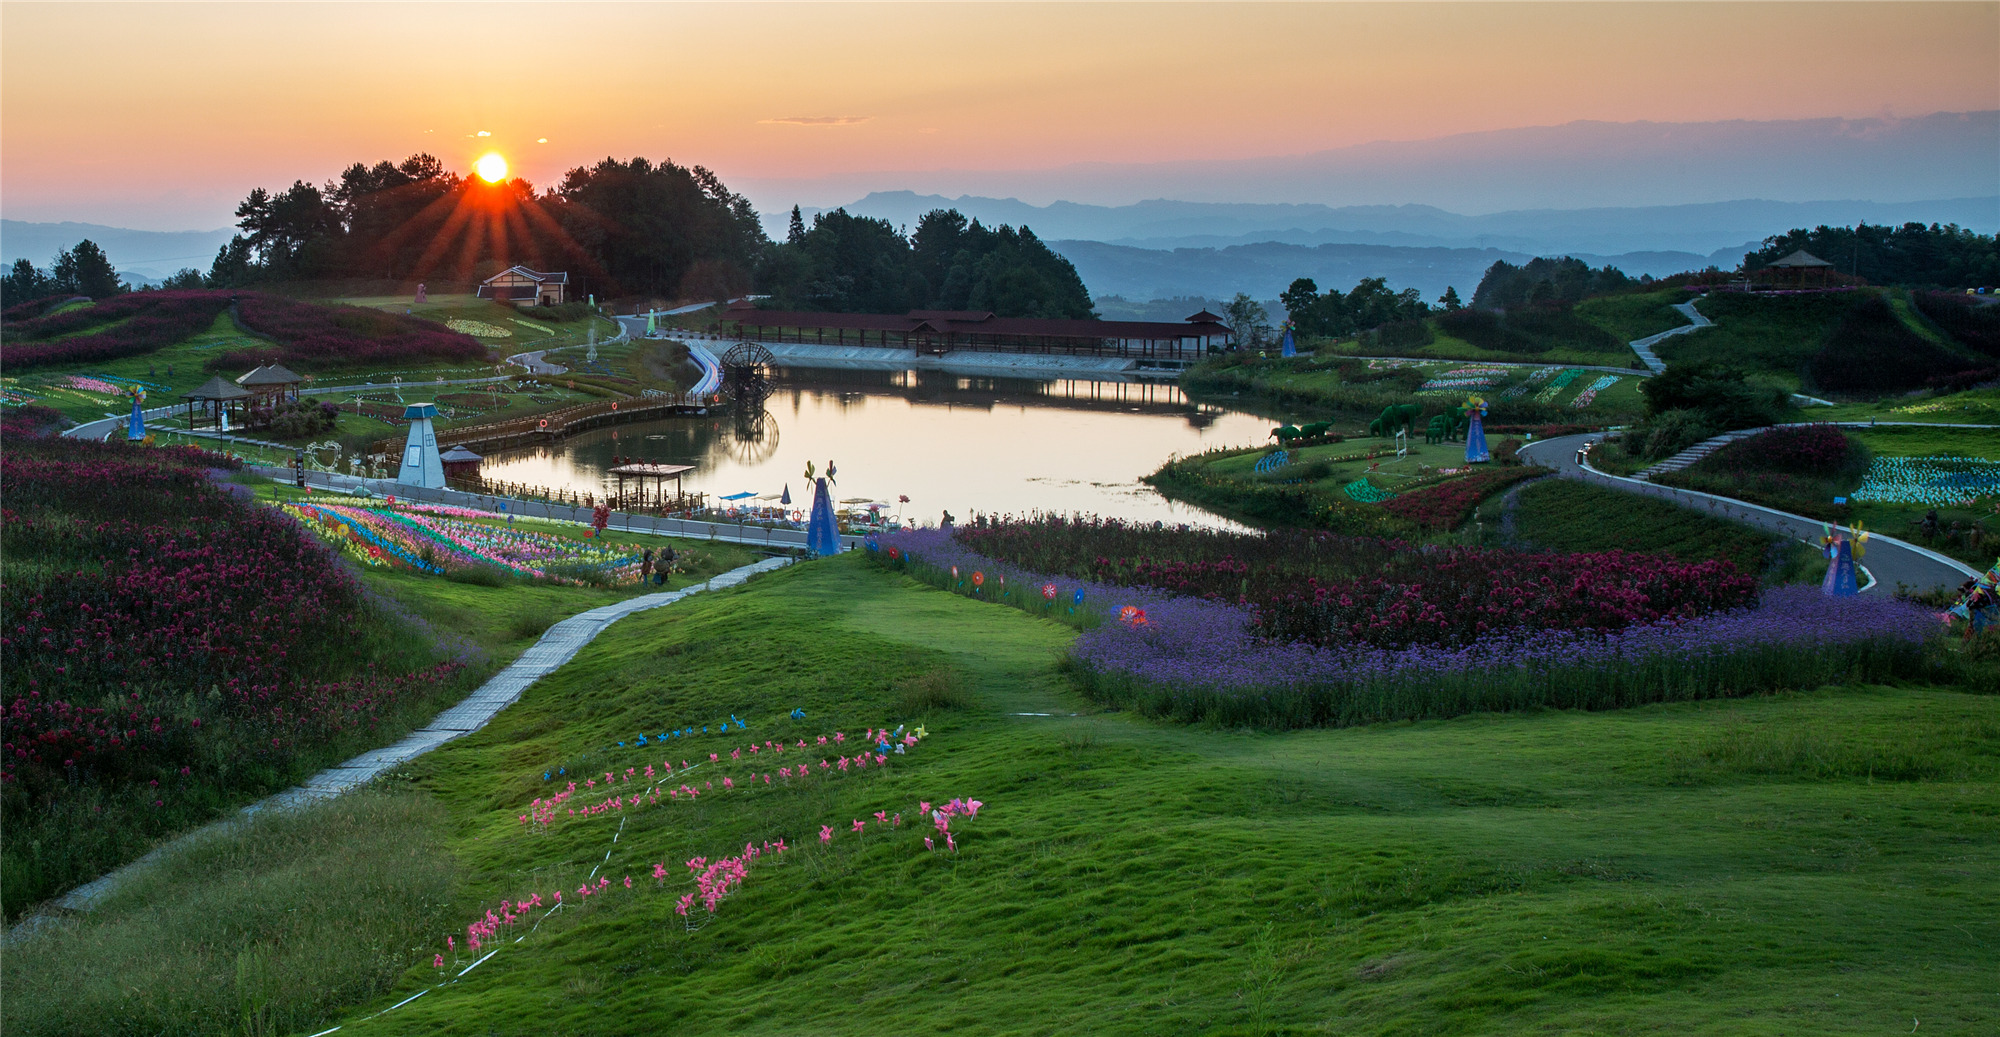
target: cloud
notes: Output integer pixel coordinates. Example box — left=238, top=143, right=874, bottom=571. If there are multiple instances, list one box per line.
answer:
left=758, top=116, right=871, bottom=127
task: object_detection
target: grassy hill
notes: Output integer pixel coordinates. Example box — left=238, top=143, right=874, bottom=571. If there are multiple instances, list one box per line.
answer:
left=11, top=555, right=1993, bottom=1035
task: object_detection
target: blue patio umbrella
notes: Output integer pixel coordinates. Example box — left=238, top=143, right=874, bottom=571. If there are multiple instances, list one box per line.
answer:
left=780, top=484, right=792, bottom=506
left=1280, top=321, right=1296, bottom=358
left=805, top=476, right=840, bottom=557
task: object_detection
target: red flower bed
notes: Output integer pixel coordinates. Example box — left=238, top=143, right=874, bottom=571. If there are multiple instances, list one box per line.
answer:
left=1, top=293, right=88, bottom=323
left=954, top=515, right=1759, bottom=652
left=1379, top=467, right=1545, bottom=530
left=221, top=294, right=486, bottom=370
left=0, top=291, right=235, bottom=369
left=1694, top=424, right=1861, bottom=477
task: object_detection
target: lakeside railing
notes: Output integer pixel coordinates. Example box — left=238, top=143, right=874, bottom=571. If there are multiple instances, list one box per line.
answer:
left=370, top=390, right=717, bottom=456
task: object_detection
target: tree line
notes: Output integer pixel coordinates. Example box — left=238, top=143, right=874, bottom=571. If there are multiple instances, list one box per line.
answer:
left=4, top=240, right=128, bottom=306
left=758, top=206, right=1094, bottom=318
left=1745, top=222, right=2000, bottom=288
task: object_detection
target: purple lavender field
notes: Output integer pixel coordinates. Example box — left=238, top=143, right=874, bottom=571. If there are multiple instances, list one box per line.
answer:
left=872, top=525, right=1940, bottom=727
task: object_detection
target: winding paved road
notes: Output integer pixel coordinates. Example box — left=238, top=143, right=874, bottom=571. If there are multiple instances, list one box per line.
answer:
left=1519, top=432, right=1979, bottom=594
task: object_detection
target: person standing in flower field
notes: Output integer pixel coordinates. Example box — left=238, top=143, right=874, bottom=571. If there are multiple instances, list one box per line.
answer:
left=641, top=547, right=654, bottom=585
left=661, top=544, right=678, bottom=584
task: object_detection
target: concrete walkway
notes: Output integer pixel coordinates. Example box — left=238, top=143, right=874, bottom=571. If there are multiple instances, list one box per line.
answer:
left=24, top=554, right=795, bottom=928
left=1629, top=300, right=1712, bottom=374
left=1520, top=432, right=1978, bottom=594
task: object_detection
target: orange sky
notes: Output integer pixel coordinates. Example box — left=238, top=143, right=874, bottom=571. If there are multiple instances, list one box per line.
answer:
left=3, top=2, right=1995, bottom=228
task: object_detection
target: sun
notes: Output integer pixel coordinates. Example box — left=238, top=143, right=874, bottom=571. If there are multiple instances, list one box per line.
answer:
left=474, top=152, right=508, bottom=183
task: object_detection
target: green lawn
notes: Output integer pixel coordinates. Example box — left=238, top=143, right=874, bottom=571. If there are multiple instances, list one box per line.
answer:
left=1319, top=330, right=1638, bottom=369
left=230, top=561, right=2000, bottom=1032
left=1653, top=292, right=1860, bottom=390
left=1573, top=289, right=1693, bottom=344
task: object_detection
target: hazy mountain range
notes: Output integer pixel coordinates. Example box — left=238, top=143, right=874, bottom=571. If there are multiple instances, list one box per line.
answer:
left=784, top=194, right=1998, bottom=261
left=1049, top=240, right=1764, bottom=309
left=742, top=110, right=2000, bottom=214
left=1, top=220, right=232, bottom=286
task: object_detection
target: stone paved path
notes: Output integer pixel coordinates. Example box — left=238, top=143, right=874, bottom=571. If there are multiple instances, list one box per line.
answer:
left=31, top=555, right=794, bottom=922
left=1521, top=432, right=1977, bottom=594
left=1629, top=299, right=1712, bottom=374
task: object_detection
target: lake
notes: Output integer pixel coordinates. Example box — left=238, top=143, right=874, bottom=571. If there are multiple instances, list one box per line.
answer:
left=473, top=366, right=1275, bottom=527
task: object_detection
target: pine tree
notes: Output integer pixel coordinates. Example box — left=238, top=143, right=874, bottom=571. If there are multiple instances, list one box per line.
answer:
left=1438, top=286, right=1463, bottom=311
left=787, top=205, right=806, bottom=245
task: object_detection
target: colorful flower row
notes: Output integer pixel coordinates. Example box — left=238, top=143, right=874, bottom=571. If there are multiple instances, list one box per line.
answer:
left=1849, top=455, right=2000, bottom=506
left=523, top=726, right=928, bottom=827
left=1533, top=369, right=1583, bottom=402
left=510, top=318, right=555, bottom=335
left=1570, top=375, right=1621, bottom=409
left=281, top=501, right=642, bottom=582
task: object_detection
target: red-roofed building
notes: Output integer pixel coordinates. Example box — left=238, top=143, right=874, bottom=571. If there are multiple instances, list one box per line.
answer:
left=477, top=266, right=569, bottom=305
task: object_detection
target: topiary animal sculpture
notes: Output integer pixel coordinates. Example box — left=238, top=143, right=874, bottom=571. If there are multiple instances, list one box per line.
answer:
left=1369, top=404, right=1424, bottom=438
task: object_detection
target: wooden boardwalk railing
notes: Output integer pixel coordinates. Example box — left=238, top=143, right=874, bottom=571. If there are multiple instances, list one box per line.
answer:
left=371, top=391, right=716, bottom=456
left=445, top=475, right=707, bottom=515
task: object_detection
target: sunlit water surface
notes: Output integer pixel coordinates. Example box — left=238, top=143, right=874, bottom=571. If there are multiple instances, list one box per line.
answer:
left=473, top=368, right=1275, bottom=528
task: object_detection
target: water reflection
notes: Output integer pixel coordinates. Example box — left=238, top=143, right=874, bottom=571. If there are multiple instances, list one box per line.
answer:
left=474, top=367, right=1274, bottom=527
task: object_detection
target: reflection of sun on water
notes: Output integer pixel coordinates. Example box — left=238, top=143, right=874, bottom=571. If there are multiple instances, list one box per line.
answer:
left=474, top=152, right=508, bottom=182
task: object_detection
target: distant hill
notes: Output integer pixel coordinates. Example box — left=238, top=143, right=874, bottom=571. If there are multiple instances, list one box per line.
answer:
left=1054, top=240, right=1752, bottom=306
left=790, top=193, right=2000, bottom=260
left=746, top=110, right=2000, bottom=219
left=1, top=220, right=234, bottom=283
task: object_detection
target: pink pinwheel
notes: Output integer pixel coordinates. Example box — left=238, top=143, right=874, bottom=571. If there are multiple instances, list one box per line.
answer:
left=435, top=953, right=444, bottom=969
left=820, top=825, right=834, bottom=843
left=920, top=801, right=932, bottom=814
left=874, top=811, right=889, bottom=825
left=851, top=819, right=866, bottom=833
left=924, top=837, right=934, bottom=851
left=946, top=833, right=957, bottom=852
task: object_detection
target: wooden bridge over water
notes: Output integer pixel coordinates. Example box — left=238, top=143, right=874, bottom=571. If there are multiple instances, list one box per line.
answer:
left=369, top=391, right=716, bottom=458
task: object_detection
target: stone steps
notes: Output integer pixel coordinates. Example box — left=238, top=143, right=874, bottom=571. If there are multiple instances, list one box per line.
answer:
left=1634, top=428, right=1766, bottom=480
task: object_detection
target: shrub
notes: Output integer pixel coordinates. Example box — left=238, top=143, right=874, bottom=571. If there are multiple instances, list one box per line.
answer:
left=0, top=430, right=468, bottom=915
left=1358, top=319, right=1434, bottom=352
left=1629, top=408, right=1719, bottom=461
left=1698, top=424, right=1865, bottom=477
left=1640, top=362, right=1787, bottom=429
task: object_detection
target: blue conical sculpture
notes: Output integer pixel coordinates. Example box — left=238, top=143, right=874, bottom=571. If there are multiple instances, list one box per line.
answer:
left=1280, top=322, right=1296, bottom=358
left=1463, top=395, right=1490, bottom=464
left=805, top=476, right=839, bottom=557
left=126, top=389, right=147, bottom=442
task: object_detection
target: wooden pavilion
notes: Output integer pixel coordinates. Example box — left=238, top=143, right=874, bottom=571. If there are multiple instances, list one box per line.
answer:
left=236, top=363, right=305, bottom=406
left=440, top=445, right=483, bottom=480
left=608, top=462, right=699, bottom=512
left=1760, top=250, right=1837, bottom=287
left=183, top=375, right=254, bottom=430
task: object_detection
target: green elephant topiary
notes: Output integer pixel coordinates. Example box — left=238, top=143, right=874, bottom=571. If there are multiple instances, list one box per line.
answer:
left=1369, top=404, right=1424, bottom=438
